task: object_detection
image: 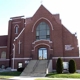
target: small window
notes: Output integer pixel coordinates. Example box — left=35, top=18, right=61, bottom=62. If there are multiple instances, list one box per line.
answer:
left=1, top=51, right=6, bottom=59
left=18, top=63, right=22, bottom=68
left=15, top=26, right=18, bottom=34
left=14, top=24, right=19, bottom=34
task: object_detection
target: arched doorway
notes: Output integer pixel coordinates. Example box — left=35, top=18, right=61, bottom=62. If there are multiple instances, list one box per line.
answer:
left=38, top=48, right=47, bottom=60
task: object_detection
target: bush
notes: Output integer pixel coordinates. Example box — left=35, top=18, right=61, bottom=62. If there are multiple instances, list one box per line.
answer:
left=56, top=58, right=63, bottom=73
left=17, top=67, right=24, bottom=72
left=69, top=59, right=76, bottom=73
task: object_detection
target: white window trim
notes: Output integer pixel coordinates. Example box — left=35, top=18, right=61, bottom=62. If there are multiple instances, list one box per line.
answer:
left=32, top=39, right=52, bottom=44
left=14, top=24, right=19, bottom=34
left=32, top=17, right=54, bottom=32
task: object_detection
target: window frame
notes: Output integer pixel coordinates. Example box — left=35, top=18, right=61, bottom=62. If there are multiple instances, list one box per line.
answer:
left=36, top=22, right=50, bottom=40
left=14, top=24, right=19, bottom=34
left=1, top=51, right=6, bottom=59
left=18, top=62, right=23, bottom=68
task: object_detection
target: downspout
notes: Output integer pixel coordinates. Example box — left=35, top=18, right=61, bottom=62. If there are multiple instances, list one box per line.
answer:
left=12, top=44, right=15, bottom=70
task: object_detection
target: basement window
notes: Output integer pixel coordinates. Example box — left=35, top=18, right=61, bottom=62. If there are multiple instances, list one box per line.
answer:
left=18, top=63, right=22, bottom=68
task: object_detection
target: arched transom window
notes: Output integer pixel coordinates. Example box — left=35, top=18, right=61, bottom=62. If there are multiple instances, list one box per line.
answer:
left=36, top=22, right=50, bottom=40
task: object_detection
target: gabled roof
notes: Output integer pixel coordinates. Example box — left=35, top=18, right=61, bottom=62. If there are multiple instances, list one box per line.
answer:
left=33, top=5, right=52, bottom=18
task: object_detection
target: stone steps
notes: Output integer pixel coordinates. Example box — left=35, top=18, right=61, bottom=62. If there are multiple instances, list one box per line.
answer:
left=21, top=60, right=37, bottom=75
left=20, top=60, right=48, bottom=77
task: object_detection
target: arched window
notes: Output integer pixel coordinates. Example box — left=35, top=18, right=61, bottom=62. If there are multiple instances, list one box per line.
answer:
left=1, top=51, right=6, bottom=59
left=36, top=22, right=50, bottom=40
left=15, top=25, right=19, bottom=34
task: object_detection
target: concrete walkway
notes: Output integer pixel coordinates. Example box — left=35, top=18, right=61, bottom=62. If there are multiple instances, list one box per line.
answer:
left=10, top=77, right=80, bottom=80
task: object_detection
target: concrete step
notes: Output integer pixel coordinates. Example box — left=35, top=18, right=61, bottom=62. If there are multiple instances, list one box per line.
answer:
left=21, top=73, right=46, bottom=77
left=33, top=60, right=48, bottom=73
left=20, top=60, right=37, bottom=76
left=20, top=60, right=49, bottom=77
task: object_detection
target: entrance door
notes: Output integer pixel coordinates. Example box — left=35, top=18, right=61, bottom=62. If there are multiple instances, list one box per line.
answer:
left=38, top=48, right=47, bottom=60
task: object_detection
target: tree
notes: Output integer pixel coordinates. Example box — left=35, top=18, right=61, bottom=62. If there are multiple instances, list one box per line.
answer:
left=69, top=59, right=76, bottom=73
left=56, top=58, right=63, bottom=73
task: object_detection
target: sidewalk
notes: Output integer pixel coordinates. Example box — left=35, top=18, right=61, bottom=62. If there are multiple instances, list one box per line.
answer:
left=10, top=77, right=80, bottom=80
left=10, top=77, right=35, bottom=80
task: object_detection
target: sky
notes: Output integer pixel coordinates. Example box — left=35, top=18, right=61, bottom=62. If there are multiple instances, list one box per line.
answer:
left=0, top=0, right=80, bottom=48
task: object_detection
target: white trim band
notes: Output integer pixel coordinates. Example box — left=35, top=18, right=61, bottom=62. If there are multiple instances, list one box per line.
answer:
left=52, top=57, right=80, bottom=59
left=32, top=40, right=52, bottom=44
left=0, top=46, right=7, bottom=48
left=0, top=59, right=9, bottom=61
left=12, top=58, right=32, bottom=60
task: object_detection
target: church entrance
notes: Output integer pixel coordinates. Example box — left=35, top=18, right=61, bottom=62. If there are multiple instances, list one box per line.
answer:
left=38, top=48, right=47, bottom=60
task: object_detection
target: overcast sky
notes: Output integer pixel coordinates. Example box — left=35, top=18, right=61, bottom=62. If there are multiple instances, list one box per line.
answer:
left=0, top=0, right=80, bottom=48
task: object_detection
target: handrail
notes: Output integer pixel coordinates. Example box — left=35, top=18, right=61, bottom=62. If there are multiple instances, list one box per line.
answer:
left=46, top=60, right=50, bottom=74
left=47, top=60, right=50, bottom=68
left=31, top=60, right=39, bottom=73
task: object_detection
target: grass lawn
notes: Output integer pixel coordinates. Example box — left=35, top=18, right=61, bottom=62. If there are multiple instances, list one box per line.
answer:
left=46, top=72, right=80, bottom=78
left=0, top=71, right=22, bottom=79
left=35, top=72, right=80, bottom=80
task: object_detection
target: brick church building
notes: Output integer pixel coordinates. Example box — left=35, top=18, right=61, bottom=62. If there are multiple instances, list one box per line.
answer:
left=0, top=5, right=80, bottom=71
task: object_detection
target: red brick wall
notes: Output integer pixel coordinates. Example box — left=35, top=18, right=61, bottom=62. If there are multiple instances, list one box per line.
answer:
left=63, top=26, right=79, bottom=57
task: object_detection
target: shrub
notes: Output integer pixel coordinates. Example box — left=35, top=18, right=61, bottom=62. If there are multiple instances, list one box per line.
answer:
left=17, top=67, right=24, bottom=72
left=56, top=58, right=63, bottom=73
left=69, top=59, right=76, bottom=73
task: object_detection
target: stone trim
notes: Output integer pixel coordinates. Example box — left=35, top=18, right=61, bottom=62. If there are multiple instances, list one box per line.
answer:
left=0, top=46, right=7, bottom=48
left=32, top=17, right=53, bottom=32
left=32, top=43, right=53, bottom=51
left=32, top=40, right=52, bottom=44
left=12, top=58, right=32, bottom=60
left=0, top=59, right=9, bottom=61
left=52, top=57, right=80, bottom=59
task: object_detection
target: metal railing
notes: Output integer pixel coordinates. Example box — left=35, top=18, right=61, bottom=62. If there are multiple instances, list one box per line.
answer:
left=31, top=60, right=39, bottom=73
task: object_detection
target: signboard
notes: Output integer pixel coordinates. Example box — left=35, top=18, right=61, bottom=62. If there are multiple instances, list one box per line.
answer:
left=63, top=62, right=68, bottom=70
left=65, top=45, right=74, bottom=51
left=25, top=61, right=29, bottom=64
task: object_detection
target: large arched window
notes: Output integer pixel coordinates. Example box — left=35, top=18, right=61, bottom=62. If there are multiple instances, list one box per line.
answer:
left=36, top=22, right=50, bottom=40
